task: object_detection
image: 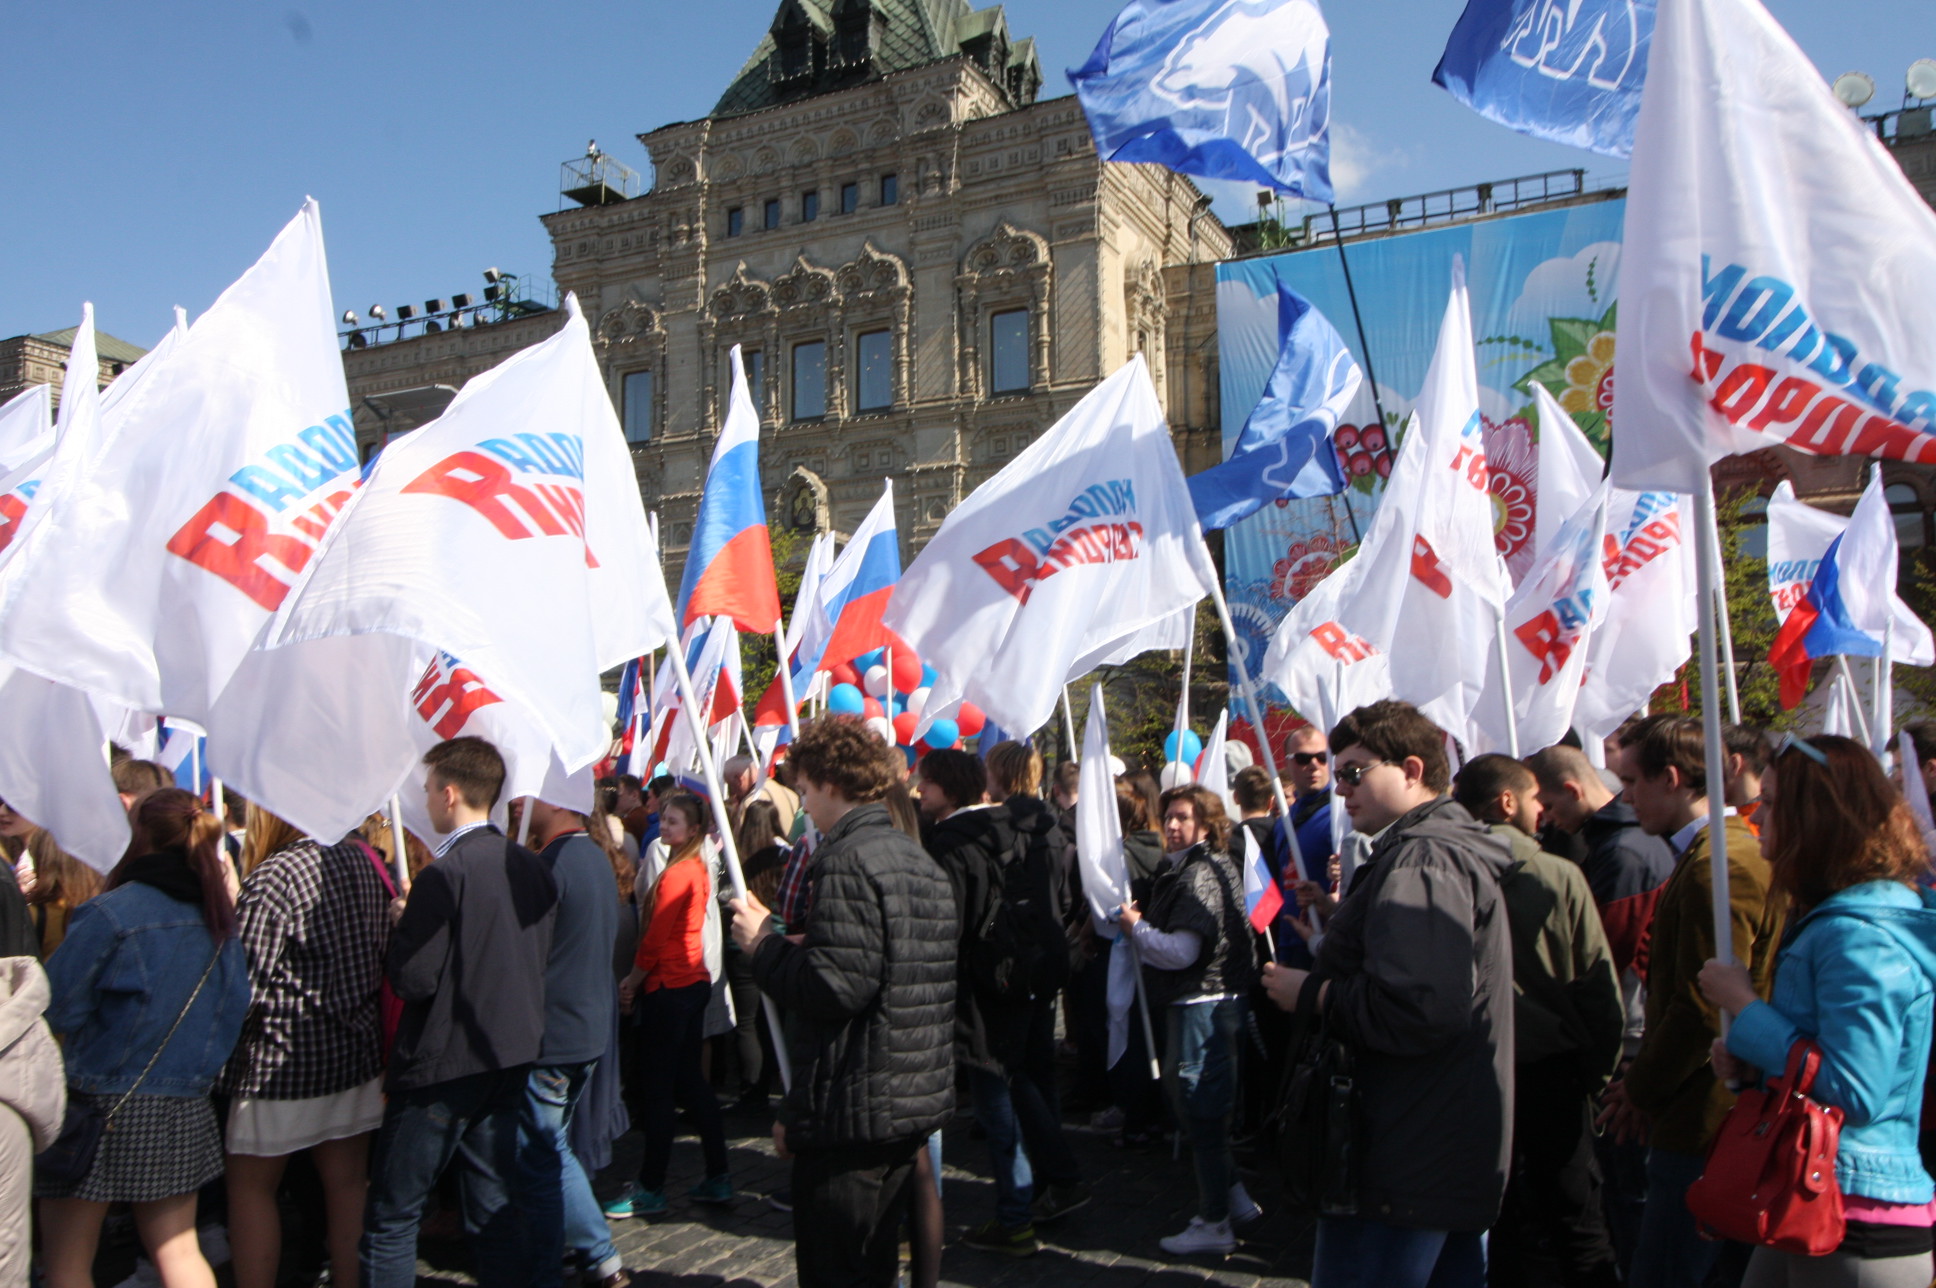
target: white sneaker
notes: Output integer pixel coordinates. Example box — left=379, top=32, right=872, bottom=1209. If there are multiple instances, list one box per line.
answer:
left=1228, top=1181, right=1263, bottom=1226
left=1159, top=1216, right=1236, bottom=1256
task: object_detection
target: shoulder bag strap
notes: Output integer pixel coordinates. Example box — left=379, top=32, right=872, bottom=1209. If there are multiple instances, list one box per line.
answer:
left=106, top=940, right=224, bottom=1123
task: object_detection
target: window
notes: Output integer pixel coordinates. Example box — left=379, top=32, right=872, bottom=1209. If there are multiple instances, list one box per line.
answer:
left=1888, top=482, right=1929, bottom=550
left=726, top=207, right=743, bottom=238
left=991, top=309, right=1030, bottom=394
left=792, top=341, right=827, bottom=419
left=856, top=330, right=892, bottom=411
left=1737, top=493, right=1769, bottom=560
left=801, top=190, right=819, bottom=223
left=764, top=198, right=781, bottom=231
left=880, top=173, right=898, bottom=206
left=744, top=350, right=765, bottom=412
left=840, top=182, right=859, bottom=215
left=621, top=370, right=654, bottom=444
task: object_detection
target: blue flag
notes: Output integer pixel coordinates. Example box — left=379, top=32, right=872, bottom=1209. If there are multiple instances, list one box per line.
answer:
left=1432, top=0, right=1653, bottom=159
left=1188, top=284, right=1360, bottom=531
left=1069, top=0, right=1332, bottom=200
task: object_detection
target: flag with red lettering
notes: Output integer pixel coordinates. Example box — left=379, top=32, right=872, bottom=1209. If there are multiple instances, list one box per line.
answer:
left=1612, top=0, right=1936, bottom=493
left=1571, top=489, right=1696, bottom=749
left=0, top=201, right=356, bottom=722
left=1478, top=481, right=1610, bottom=752
left=266, top=293, right=663, bottom=765
left=677, top=347, right=780, bottom=633
left=882, top=356, right=1218, bottom=738
left=1290, top=262, right=1508, bottom=742
left=1258, top=544, right=1392, bottom=726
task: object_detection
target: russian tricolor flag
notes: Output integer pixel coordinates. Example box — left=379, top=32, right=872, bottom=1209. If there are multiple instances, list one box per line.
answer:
left=800, top=481, right=903, bottom=677
left=677, top=347, right=781, bottom=633
left=1240, top=827, right=1284, bottom=934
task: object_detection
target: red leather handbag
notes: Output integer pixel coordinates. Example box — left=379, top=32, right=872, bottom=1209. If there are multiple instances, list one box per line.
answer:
left=1687, top=1041, right=1846, bottom=1255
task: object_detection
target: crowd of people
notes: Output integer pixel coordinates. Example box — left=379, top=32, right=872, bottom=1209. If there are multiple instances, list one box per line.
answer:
left=2, top=707, right=1936, bottom=1288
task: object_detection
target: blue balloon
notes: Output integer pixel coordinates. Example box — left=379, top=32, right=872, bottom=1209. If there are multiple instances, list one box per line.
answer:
left=889, top=694, right=906, bottom=716
left=922, top=719, right=960, bottom=750
left=1164, top=729, right=1203, bottom=765
left=828, top=683, right=866, bottom=715
left=857, top=648, right=885, bottom=671
left=921, top=663, right=938, bottom=687
left=903, top=745, right=919, bottom=768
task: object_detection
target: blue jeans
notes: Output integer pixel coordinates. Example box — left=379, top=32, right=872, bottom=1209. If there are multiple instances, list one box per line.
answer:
left=361, top=1068, right=535, bottom=1288
left=522, top=1063, right=619, bottom=1281
left=1164, top=997, right=1244, bottom=1223
left=1629, top=1148, right=1719, bottom=1288
left=969, top=1066, right=1035, bottom=1229
left=1313, top=1216, right=1487, bottom=1288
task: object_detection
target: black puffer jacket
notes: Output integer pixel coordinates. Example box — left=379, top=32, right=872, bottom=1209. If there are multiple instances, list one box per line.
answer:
left=925, top=805, right=1028, bottom=1075
left=752, top=802, right=957, bottom=1151
left=1141, top=842, right=1254, bottom=1008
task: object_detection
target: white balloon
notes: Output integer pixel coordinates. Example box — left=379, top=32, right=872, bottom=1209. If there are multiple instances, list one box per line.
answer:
left=863, top=665, right=891, bottom=698
left=865, top=716, right=894, bottom=746
left=906, top=685, right=932, bottom=718
left=1159, top=760, right=1195, bottom=790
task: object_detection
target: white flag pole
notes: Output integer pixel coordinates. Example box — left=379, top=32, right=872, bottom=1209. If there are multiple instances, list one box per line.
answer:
left=210, top=777, right=226, bottom=825
left=1834, top=656, right=1875, bottom=748
left=1491, top=607, right=1522, bottom=758
left=1173, top=624, right=1194, bottom=773
left=1208, top=580, right=1295, bottom=826
left=1702, top=478, right=1743, bottom=726
left=387, top=793, right=410, bottom=893
left=665, top=622, right=793, bottom=1092
left=1060, top=686, right=1080, bottom=764
left=1125, top=935, right=1161, bottom=1082
left=1692, top=484, right=1735, bottom=995
left=517, top=795, right=536, bottom=846
left=1873, top=619, right=1895, bottom=760
left=773, top=619, right=801, bottom=741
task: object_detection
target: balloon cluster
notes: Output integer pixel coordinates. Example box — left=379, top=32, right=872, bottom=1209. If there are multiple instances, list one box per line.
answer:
left=819, top=645, right=985, bottom=756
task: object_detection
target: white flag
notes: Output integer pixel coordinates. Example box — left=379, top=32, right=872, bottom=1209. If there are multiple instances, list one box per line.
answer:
left=0, top=309, right=130, bottom=871
left=1480, top=481, right=1611, bottom=753
left=266, top=295, right=668, bottom=771
left=0, top=202, right=354, bottom=721
left=1766, top=479, right=1932, bottom=664
left=0, top=385, right=51, bottom=477
left=1531, top=381, right=1604, bottom=564
left=1818, top=666, right=1864, bottom=741
left=884, top=356, right=1218, bottom=737
left=1259, top=548, right=1392, bottom=728
left=1195, top=710, right=1236, bottom=820
left=1612, top=0, right=1936, bottom=493
left=1572, top=490, right=1697, bottom=748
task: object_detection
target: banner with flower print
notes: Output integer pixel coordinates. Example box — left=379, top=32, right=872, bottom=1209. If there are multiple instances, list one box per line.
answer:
left=1215, top=196, right=1626, bottom=713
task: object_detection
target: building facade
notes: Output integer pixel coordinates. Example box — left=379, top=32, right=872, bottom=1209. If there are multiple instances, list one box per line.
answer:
left=0, top=326, right=148, bottom=409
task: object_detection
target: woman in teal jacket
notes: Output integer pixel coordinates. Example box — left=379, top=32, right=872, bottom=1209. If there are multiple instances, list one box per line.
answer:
left=1701, top=733, right=1936, bottom=1287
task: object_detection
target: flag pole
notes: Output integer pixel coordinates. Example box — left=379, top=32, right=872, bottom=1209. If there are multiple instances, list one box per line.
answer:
left=387, top=793, right=410, bottom=894
left=1692, top=483, right=1735, bottom=989
left=772, top=620, right=801, bottom=741
left=1208, top=580, right=1294, bottom=825
left=1873, top=620, right=1895, bottom=760
left=1701, top=478, right=1742, bottom=725
left=1834, top=656, right=1875, bottom=748
left=665, top=623, right=793, bottom=1092
left=1124, top=935, right=1161, bottom=1082
left=1060, top=686, right=1080, bottom=765
left=1324, top=204, right=1386, bottom=546
left=1173, top=623, right=1194, bottom=779
left=1492, top=608, right=1521, bottom=757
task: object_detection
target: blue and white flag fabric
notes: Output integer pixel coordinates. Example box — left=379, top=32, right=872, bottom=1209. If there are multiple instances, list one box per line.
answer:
left=1070, top=0, right=1333, bottom=200
left=1189, top=284, right=1358, bottom=529
left=1433, top=0, right=1653, bottom=158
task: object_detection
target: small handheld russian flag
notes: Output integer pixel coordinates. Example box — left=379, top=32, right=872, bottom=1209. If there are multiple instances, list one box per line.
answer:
left=1239, top=827, right=1283, bottom=934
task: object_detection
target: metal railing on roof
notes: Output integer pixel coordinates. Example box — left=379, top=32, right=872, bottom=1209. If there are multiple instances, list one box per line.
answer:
left=1302, top=169, right=1590, bottom=244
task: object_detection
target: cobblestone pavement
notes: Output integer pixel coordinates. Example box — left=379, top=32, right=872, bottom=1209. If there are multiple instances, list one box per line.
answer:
left=410, top=1100, right=1316, bottom=1288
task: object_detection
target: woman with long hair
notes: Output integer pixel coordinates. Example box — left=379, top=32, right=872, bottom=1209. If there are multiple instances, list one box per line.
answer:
left=1120, top=783, right=1258, bottom=1257
left=613, top=792, right=731, bottom=1215
left=37, top=789, right=252, bottom=1288
left=1700, top=734, right=1936, bottom=1287
left=218, top=803, right=393, bottom=1288
left=726, top=800, right=786, bottom=1111
left=22, top=829, right=102, bottom=958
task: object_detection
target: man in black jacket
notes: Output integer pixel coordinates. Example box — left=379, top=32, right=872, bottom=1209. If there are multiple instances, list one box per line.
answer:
left=362, top=737, right=559, bottom=1288
left=730, top=717, right=957, bottom=1287
left=1261, top=701, right=1514, bottom=1288
left=918, top=748, right=1086, bottom=1258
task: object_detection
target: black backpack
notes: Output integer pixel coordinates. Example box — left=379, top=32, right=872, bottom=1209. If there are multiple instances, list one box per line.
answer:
left=968, top=822, right=1070, bottom=1006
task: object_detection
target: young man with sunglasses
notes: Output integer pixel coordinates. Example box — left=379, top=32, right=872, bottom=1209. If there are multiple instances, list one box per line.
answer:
left=1260, top=700, right=1515, bottom=1288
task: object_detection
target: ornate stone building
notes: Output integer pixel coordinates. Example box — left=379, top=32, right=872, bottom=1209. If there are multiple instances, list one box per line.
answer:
left=536, top=0, right=1231, bottom=560
left=0, top=326, right=148, bottom=408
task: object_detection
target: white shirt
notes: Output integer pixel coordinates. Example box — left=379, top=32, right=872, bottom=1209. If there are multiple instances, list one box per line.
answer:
left=1669, top=806, right=1738, bottom=858
left=434, top=820, right=494, bottom=858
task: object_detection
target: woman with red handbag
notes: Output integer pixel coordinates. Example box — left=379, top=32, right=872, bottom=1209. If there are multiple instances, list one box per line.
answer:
left=1698, top=733, right=1936, bottom=1286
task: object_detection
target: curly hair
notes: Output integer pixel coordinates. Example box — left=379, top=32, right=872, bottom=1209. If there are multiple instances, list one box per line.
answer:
left=1157, top=783, right=1231, bottom=853
left=788, top=716, right=901, bottom=804
left=1767, top=734, right=1931, bottom=909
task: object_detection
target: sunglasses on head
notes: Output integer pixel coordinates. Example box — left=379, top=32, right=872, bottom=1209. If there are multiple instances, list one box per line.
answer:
left=1334, top=759, right=1384, bottom=787
left=1774, top=732, right=1829, bottom=767
left=1291, top=751, right=1328, bottom=766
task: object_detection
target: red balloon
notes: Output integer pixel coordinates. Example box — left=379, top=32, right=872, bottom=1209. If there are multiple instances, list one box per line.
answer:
left=956, top=701, right=986, bottom=738
left=890, top=649, right=923, bottom=695
left=830, top=660, right=862, bottom=688
left=862, top=696, right=885, bottom=720
left=892, top=712, right=920, bottom=745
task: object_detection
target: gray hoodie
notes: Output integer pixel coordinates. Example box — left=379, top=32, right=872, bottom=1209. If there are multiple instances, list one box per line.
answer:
left=1311, top=796, right=1516, bottom=1232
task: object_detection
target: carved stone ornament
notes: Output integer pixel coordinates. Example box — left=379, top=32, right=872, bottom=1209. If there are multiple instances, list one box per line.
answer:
left=710, top=264, right=774, bottom=319
left=595, top=301, right=662, bottom=345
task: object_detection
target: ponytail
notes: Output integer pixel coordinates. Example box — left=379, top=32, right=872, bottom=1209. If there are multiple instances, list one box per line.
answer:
left=111, top=787, right=237, bottom=939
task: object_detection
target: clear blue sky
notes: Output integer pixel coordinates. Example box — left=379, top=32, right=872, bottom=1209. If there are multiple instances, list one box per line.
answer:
left=4, top=0, right=1928, bottom=350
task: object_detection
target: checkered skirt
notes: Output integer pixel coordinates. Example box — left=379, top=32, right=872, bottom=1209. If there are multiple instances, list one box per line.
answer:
left=34, top=1092, right=224, bottom=1203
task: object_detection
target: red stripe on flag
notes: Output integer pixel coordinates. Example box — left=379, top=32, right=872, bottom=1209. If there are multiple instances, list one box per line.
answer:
left=686, top=524, right=781, bottom=633
left=1767, top=599, right=1820, bottom=709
